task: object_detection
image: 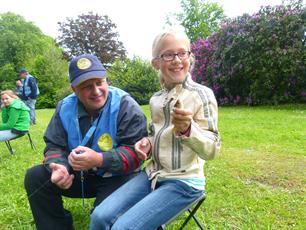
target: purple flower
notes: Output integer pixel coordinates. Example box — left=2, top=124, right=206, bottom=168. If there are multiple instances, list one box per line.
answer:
left=233, top=95, right=241, bottom=105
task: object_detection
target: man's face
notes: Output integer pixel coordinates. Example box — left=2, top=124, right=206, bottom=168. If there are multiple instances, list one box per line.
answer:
left=72, top=78, right=109, bottom=115
left=19, top=72, right=27, bottom=79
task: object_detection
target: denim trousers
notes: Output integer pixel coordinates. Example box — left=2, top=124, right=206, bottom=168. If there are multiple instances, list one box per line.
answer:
left=0, top=130, right=19, bottom=141
left=24, top=99, right=36, bottom=124
left=24, top=165, right=133, bottom=230
left=90, top=171, right=203, bottom=230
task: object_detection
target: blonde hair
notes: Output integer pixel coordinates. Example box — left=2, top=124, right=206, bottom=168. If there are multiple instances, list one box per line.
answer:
left=1, top=90, right=19, bottom=99
left=152, top=26, right=191, bottom=59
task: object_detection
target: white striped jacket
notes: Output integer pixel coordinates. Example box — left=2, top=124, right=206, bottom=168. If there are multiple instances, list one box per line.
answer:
left=145, top=74, right=221, bottom=188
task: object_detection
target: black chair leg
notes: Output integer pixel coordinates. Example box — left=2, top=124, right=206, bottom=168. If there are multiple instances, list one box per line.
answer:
left=178, top=197, right=206, bottom=230
left=5, top=141, right=14, bottom=154
left=3, top=132, right=35, bottom=154
left=27, top=132, right=36, bottom=150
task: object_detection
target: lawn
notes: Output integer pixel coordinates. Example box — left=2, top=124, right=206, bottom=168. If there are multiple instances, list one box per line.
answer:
left=0, top=104, right=305, bottom=229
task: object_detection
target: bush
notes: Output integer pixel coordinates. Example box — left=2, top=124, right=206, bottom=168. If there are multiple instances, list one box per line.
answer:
left=32, top=47, right=70, bottom=108
left=107, top=57, right=160, bottom=105
left=191, top=0, right=306, bottom=105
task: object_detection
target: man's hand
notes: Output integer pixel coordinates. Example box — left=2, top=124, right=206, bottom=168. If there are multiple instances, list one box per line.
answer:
left=16, top=80, right=23, bottom=87
left=49, top=163, right=74, bottom=189
left=68, top=146, right=103, bottom=171
left=135, top=138, right=151, bottom=161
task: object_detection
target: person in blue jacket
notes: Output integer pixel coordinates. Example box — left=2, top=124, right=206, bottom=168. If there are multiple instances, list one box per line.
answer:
left=24, top=54, right=148, bottom=230
left=18, top=68, right=39, bottom=125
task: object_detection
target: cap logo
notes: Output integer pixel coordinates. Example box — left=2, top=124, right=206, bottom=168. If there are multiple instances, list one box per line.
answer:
left=77, top=58, right=92, bottom=70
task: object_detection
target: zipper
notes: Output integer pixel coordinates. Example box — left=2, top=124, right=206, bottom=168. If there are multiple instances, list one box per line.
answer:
left=152, top=97, right=173, bottom=169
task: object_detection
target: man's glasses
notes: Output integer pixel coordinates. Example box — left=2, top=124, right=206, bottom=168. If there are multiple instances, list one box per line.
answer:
left=159, top=51, right=191, bottom=62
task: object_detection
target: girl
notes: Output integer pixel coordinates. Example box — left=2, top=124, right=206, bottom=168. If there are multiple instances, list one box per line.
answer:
left=0, top=90, right=30, bottom=141
left=90, top=27, right=221, bottom=230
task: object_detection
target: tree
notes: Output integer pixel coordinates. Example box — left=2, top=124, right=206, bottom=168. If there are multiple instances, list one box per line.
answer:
left=57, top=12, right=127, bottom=64
left=0, top=12, right=69, bottom=108
left=167, top=0, right=226, bottom=42
left=0, top=13, right=46, bottom=76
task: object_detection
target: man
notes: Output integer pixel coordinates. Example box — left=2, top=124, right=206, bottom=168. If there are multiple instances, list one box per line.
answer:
left=24, top=54, right=148, bottom=230
left=18, top=68, right=39, bottom=125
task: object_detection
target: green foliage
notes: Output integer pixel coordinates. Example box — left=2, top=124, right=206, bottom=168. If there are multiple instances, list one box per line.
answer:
left=107, top=57, right=160, bottom=105
left=32, top=47, right=70, bottom=108
left=0, top=63, right=16, bottom=90
left=57, top=12, right=127, bottom=64
left=168, top=0, right=226, bottom=42
left=0, top=12, right=69, bottom=109
left=0, top=12, right=45, bottom=69
left=0, top=105, right=305, bottom=229
left=191, top=0, right=306, bottom=105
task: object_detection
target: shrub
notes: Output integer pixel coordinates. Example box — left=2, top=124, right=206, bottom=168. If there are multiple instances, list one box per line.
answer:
left=191, top=0, right=306, bottom=105
left=32, top=47, right=70, bottom=108
left=107, top=57, right=160, bottom=105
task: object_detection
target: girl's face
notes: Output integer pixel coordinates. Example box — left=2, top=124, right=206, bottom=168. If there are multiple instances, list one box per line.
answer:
left=1, top=93, right=14, bottom=107
left=152, top=34, right=191, bottom=89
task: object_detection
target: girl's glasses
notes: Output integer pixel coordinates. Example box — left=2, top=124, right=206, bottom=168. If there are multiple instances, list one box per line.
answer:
left=159, top=51, right=191, bottom=61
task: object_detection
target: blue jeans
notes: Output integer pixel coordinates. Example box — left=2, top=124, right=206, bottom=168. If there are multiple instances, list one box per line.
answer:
left=24, top=99, right=36, bottom=124
left=0, top=130, right=19, bottom=141
left=90, top=171, right=203, bottom=230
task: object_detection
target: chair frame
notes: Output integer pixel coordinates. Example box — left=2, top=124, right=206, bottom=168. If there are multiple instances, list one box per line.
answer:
left=5, top=132, right=36, bottom=154
left=157, top=193, right=206, bottom=230
left=179, top=195, right=206, bottom=230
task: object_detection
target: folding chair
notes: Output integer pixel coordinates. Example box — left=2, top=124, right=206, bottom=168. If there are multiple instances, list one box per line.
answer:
left=5, top=131, right=36, bottom=154
left=157, top=193, right=206, bottom=230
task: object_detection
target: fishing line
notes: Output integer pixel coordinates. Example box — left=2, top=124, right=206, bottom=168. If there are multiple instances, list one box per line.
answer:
left=27, top=178, right=51, bottom=199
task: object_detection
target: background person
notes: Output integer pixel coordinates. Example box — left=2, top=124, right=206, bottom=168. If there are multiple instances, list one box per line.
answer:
left=15, top=79, right=23, bottom=96
left=24, top=54, right=148, bottom=230
left=0, top=90, right=30, bottom=141
left=18, top=68, right=39, bottom=125
left=90, top=27, right=221, bottom=230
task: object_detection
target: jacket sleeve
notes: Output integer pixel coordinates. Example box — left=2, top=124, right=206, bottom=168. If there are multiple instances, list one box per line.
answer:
left=28, top=77, right=37, bottom=99
left=0, top=107, right=20, bottom=130
left=180, top=88, right=221, bottom=160
left=1, top=108, right=9, bottom=123
left=43, top=101, right=71, bottom=171
left=98, top=95, right=148, bottom=174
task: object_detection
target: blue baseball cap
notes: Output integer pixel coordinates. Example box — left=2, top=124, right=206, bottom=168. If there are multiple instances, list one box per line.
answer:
left=69, top=54, right=107, bottom=87
left=19, top=68, right=28, bottom=75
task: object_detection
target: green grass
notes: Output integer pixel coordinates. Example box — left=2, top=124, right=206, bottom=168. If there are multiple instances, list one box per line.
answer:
left=0, top=105, right=305, bottom=229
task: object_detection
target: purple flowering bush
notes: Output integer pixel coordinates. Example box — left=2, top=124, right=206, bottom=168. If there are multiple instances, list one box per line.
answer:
left=191, top=0, right=306, bottom=105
